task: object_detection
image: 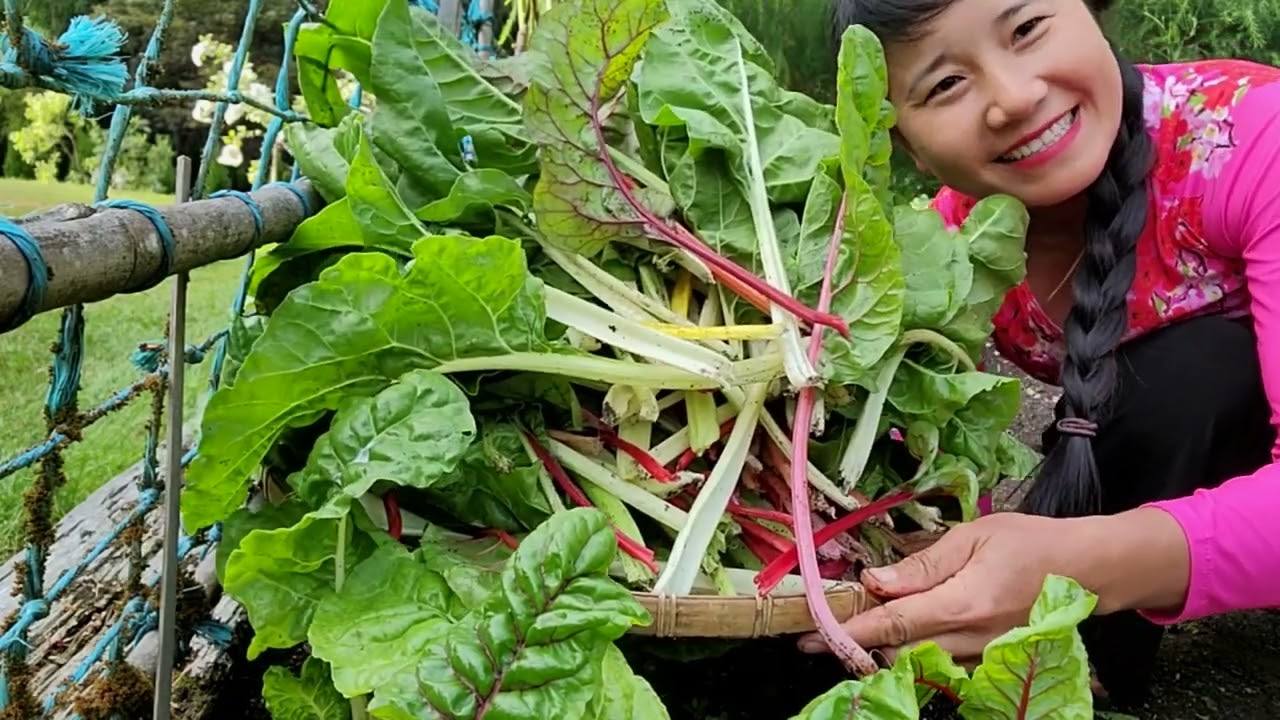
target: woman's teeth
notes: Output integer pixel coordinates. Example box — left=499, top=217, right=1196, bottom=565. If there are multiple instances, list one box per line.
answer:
left=1000, top=108, right=1077, bottom=162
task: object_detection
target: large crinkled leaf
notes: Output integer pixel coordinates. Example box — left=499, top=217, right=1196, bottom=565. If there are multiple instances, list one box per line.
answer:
left=253, top=124, right=430, bottom=305
left=837, top=25, right=897, bottom=208
left=522, top=0, right=670, bottom=255
left=412, top=420, right=553, bottom=532
left=584, top=644, right=672, bottom=719
left=288, top=369, right=476, bottom=508
left=182, top=234, right=549, bottom=530
left=938, top=378, right=1023, bottom=472
left=939, top=195, right=1030, bottom=359
left=284, top=119, right=355, bottom=203
left=820, top=175, right=904, bottom=389
left=309, top=544, right=455, bottom=698
left=406, top=6, right=538, bottom=174
left=886, top=362, right=1017, bottom=428
left=415, top=168, right=532, bottom=227
left=215, top=497, right=309, bottom=583
left=222, top=501, right=380, bottom=658
left=347, top=129, right=433, bottom=252
left=367, top=0, right=465, bottom=200
left=261, top=656, right=351, bottom=720
left=958, top=575, right=1097, bottom=719
left=892, top=203, right=973, bottom=330
left=293, top=0, right=387, bottom=124
left=635, top=0, right=840, bottom=205
left=816, top=27, right=905, bottom=389
left=376, top=508, right=650, bottom=720
left=415, top=527, right=514, bottom=610
left=900, top=422, right=982, bottom=520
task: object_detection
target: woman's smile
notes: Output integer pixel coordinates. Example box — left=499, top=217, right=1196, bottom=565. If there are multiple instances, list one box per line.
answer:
left=995, top=105, right=1081, bottom=167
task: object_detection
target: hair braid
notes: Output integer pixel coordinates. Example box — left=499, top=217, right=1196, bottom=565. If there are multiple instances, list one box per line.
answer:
left=1019, top=53, right=1155, bottom=519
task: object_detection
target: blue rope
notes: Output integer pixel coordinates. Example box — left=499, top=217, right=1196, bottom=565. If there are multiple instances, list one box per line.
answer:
left=0, top=218, right=49, bottom=333
left=95, top=199, right=177, bottom=283
left=0, top=8, right=130, bottom=112
left=209, top=190, right=265, bottom=242
left=266, top=180, right=314, bottom=217
left=93, top=0, right=178, bottom=202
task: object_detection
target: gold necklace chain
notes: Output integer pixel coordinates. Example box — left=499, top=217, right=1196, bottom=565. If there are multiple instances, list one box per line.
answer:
left=1045, top=247, right=1086, bottom=303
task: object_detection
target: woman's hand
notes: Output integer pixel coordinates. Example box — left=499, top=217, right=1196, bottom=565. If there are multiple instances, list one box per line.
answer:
left=796, top=508, right=1192, bottom=666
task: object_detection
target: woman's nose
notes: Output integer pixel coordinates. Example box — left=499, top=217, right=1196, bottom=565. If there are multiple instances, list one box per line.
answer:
left=984, top=72, right=1049, bottom=129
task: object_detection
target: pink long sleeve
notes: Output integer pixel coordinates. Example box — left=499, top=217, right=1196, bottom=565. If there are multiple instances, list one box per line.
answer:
left=1140, top=77, right=1280, bottom=624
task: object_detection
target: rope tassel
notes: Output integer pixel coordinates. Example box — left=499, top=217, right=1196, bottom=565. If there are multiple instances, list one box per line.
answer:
left=0, top=15, right=129, bottom=110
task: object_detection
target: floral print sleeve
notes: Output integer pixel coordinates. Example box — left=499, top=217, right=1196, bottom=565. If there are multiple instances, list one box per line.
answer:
left=1116, top=61, right=1280, bottom=625
left=1143, top=59, right=1280, bottom=460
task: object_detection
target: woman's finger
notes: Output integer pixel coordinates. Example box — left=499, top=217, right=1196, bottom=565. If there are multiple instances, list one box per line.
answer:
left=798, top=581, right=968, bottom=653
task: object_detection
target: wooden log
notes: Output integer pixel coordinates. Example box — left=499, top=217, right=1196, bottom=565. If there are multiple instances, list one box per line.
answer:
left=0, top=445, right=244, bottom=719
left=0, top=180, right=323, bottom=330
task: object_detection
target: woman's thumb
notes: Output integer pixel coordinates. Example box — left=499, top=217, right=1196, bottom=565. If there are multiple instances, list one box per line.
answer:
left=862, top=531, right=972, bottom=597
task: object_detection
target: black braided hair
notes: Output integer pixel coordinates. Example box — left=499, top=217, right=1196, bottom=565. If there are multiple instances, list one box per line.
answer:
left=830, top=0, right=1156, bottom=518
left=1020, top=51, right=1154, bottom=518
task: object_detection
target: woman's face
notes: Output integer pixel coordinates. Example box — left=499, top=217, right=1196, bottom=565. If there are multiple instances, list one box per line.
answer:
left=884, top=0, right=1123, bottom=208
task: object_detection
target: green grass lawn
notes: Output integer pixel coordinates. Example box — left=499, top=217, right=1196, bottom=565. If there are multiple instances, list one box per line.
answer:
left=0, top=178, right=243, bottom=557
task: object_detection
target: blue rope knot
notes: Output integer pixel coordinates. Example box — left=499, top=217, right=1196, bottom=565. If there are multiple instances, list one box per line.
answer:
left=0, top=16, right=130, bottom=111
left=210, top=190, right=265, bottom=243
left=130, top=343, right=164, bottom=373
left=131, top=341, right=210, bottom=373
left=95, top=199, right=176, bottom=286
left=0, top=217, right=50, bottom=334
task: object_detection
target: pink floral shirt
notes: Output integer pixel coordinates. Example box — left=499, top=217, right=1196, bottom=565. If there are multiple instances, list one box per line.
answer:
left=933, top=59, right=1280, bottom=622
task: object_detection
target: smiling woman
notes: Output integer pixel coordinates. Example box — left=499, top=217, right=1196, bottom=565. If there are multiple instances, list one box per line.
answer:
left=810, top=0, right=1280, bottom=711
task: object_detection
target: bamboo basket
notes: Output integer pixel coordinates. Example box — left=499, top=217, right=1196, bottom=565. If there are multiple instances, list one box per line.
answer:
left=345, top=494, right=947, bottom=640
left=629, top=579, right=873, bottom=639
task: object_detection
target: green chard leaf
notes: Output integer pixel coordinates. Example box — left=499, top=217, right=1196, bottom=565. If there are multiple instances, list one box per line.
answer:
left=405, top=5, right=538, bottom=174
left=959, top=575, right=1097, bottom=719
left=370, top=508, right=651, bottom=720
left=789, top=658, right=918, bottom=719
left=522, top=0, right=670, bottom=256
left=584, top=644, right=672, bottom=720
left=182, top=234, right=549, bottom=529
left=309, top=543, right=456, bottom=699
left=262, top=656, right=351, bottom=720
left=938, top=195, right=1031, bottom=360
left=797, top=24, right=905, bottom=390
left=366, top=0, right=465, bottom=200
left=222, top=502, right=380, bottom=658
left=410, top=420, right=553, bottom=532
left=287, top=369, right=477, bottom=508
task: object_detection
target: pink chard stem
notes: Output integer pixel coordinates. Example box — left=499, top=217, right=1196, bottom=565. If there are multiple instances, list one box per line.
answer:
left=587, top=89, right=849, bottom=338
left=789, top=192, right=879, bottom=676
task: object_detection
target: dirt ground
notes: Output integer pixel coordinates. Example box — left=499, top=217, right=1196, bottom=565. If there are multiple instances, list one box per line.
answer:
left=210, top=352, right=1280, bottom=719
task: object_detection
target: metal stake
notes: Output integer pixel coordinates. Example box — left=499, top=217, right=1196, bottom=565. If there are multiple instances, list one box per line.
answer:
left=153, top=156, right=191, bottom=720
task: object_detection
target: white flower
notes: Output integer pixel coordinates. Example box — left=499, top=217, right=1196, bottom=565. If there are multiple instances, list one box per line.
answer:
left=191, top=98, right=216, bottom=124
left=217, top=143, right=244, bottom=167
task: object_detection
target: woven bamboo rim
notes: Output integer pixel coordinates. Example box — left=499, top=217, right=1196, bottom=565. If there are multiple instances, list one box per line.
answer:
left=344, top=489, right=947, bottom=640
left=626, top=530, right=946, bottom=639
left=630, top=581, right=873, bottom=639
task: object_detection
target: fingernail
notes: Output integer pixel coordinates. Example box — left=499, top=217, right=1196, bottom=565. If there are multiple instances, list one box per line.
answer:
left=866, top=567, right=896, bottom=585
left=797, top=636, right=823, bottom=653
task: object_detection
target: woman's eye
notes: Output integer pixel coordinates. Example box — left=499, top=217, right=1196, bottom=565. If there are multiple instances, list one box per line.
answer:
left=1013, top=16, right=1046, bottom=41
left=925, top=75, right=962, bottom=101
